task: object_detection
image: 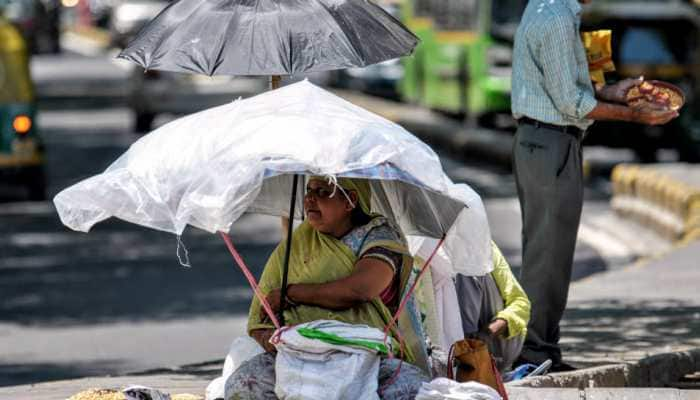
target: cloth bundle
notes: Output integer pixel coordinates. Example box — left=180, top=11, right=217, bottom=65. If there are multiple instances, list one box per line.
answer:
left=415, top=378, right=502, bottom=400
left=274, top=320, right=390, bottom=400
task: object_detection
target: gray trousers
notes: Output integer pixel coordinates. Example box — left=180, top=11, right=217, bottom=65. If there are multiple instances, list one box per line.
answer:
left=512, top=123, right=584, bottom=365
left=455, top=274, right=525, bottom=371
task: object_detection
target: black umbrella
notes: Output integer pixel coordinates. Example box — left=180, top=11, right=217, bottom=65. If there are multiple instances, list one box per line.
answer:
left=117, top=0, right=419, bottom=77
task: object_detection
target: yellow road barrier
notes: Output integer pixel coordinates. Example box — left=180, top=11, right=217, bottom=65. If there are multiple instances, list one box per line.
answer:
left=611, top=163, right=700, bottom=243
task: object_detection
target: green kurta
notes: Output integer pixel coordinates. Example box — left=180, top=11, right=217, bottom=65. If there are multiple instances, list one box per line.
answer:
left=247, top=224, right=420, bottom=365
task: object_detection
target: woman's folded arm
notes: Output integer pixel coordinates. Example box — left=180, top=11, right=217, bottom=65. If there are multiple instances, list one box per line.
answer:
left=286, top=257, right=394, bottom=310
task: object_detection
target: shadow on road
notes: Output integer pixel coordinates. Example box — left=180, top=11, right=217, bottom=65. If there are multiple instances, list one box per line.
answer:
left=0, top=360, right=130, bottom=387
left=1, top=216, right=276, bottom=326
left=562, top=298, right=700, bottom=367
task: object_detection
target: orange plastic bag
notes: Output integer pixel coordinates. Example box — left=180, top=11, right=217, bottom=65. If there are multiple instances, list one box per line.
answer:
left=582, top=30, right=615, bottom=85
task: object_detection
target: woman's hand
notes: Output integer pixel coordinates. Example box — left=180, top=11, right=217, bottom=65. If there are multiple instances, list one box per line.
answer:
left=263, top=287, right=297, bottom=316
left=488, top=318, right=508, bottom=337
left=265, top=289, right=284, bottom=314
left=251, top=329, right=277, bottom=354
left=277, top=258, right=395, bottom=311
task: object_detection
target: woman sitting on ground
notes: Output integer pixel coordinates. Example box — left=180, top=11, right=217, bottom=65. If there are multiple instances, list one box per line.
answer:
left=413, top=239, right=530, bottom=372
left=454, top=242, right=531, bottom=372
left=225, top=177, right=429, bottom=400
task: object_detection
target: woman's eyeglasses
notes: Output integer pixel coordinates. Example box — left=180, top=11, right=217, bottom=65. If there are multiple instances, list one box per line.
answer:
left=305, top=186, right=334, bottom=200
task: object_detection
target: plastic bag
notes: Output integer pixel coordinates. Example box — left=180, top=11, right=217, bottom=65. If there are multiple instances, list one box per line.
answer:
left=123, top=385, right=171, bottom=400
left=274, top=320, right=387, bottom=400
left=54, top=81, right=492, bottom=277
left=206, top=336, right=264, bottom=400
left=415, top=378, right=502, bottom=400
left=581, top=30, right=615, bottom=85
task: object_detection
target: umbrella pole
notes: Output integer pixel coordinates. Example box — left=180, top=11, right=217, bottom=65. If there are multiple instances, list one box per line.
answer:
left=270, top=75, right=281, bottom=90
left=272, top=74, right=291, bottom=234
left=279, top=174, right=299, bottom=326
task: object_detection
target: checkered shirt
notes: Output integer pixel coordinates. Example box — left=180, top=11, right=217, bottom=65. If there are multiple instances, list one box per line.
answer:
left=511, top=0, right=598, bottom=130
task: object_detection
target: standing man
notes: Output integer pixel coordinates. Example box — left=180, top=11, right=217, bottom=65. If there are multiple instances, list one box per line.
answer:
left=510, top=0, right=678, bottom=371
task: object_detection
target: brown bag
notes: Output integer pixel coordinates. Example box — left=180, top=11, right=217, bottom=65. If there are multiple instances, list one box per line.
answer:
left=448, top=338, right=508, bottom=400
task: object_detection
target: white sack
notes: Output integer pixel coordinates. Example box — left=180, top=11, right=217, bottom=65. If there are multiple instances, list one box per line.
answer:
left=274, top=320, right=386, bottom=400
left=206, top=336, right=264, bottom=400
left=415, top=378, right=502, bottom=400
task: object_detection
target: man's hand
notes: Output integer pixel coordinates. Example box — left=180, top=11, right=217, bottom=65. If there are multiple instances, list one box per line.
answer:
left=251, top=329, right=277, bottom=354
left=633, top=107, right=679, bottom=126
left=597, top=77, right=643, bottom=104
left=488, top=319, right=508, bottom=337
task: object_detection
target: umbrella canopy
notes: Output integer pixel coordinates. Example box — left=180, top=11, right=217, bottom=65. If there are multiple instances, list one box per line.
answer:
left=54, top=80, right=491, bottom=276
left=117, top=0, right=419, bottom=76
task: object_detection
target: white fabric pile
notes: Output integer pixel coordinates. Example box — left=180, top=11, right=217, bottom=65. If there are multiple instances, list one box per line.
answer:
left=205, top=336, right=264, bottom=400
left=415, top=378, right=502, bottom=400
left=274, top=320, right=389, bottom=400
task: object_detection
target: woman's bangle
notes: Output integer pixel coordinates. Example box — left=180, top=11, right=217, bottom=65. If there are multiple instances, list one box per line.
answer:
left=285, top=284, right=299, bottom=307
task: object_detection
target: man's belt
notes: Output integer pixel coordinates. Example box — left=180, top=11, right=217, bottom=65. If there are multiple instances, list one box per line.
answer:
left=517, top=117, right=584, bottom=139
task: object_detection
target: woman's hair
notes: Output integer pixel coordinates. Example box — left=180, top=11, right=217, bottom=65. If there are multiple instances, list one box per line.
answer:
left=350, top=204, right=372, bottom=226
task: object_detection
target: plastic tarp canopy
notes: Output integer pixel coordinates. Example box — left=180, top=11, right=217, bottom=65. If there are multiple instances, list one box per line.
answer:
left=54, top=80, right=492, bottom=276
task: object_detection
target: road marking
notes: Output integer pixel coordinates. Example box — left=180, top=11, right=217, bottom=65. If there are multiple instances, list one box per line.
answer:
left=0, top=201, right=54, bottom=216
left=60, top=31, right=106, bottom=57
left=577, top=223, right=635, bottom=262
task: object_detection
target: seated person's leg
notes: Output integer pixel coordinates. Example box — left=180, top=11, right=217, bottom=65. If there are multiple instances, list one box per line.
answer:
left=456, top=274, right=525, bottom=372
left=224, top=353, right=277, bottom=400
left=378, top=358, right=429, bottom=400
left=482, top=274, right=525, bottom=371
left=454, top=274, right=484, bottom=335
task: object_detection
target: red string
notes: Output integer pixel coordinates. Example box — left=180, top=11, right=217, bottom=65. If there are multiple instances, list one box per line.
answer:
left=379, top=234, right=446, bottom=394
left=491, top=355, right=509, bottom=400
left=378, top=325, right=406, bottom=396
left=383, top=234, right=446, bottom=339
left=219, top=231, right=281, bottom=330
left=447, top=343, right=455, bottom=380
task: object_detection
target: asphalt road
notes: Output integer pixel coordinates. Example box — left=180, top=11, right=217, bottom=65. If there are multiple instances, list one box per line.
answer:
left=0, top=49, right=620, bottom=387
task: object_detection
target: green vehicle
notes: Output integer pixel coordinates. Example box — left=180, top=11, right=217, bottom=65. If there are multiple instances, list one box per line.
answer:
left=0, top=13, right=45, bottom=200
left=400, top=0, right=526, bottom=124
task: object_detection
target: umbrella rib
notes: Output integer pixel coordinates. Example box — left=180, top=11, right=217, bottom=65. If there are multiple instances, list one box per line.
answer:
left=363, top=1, right=419, bottom=62
left=280, top=0, right=292, bottom=75
left=313, top=0, right=364, bottom=68
left=211, top=0, right=238, bottom=76
left=244, top=0, right=261, bottom=75
left=149, top=0, right=210, bottom=71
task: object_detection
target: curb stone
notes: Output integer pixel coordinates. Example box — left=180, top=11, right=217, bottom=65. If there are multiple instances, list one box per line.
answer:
left=611, top=163, right=700, bottom=242
left=508, top=348, right=700, bottom=389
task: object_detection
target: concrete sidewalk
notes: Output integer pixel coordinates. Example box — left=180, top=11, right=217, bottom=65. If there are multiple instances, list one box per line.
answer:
left=563, top=240, right=700, bottom=367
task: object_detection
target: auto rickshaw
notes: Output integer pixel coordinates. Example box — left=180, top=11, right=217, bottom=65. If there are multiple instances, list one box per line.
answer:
left=0, top=13, right=46, bottom=200
left=582, top=0, right=700, bottom=162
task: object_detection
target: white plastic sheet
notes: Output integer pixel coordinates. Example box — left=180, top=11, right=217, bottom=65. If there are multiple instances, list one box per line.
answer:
left=415, top=378, right=502, bottom=400
left=123, top=385, right=171, bottom=400
left=206, top=336, right=264, bottom=400
left=54, top=80, right=492, bottom=276
left=273, top=320, right=386, bottom=400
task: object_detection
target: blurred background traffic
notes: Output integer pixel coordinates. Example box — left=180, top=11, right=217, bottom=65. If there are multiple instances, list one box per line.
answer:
left=1, top=0, right=700, bottom=201
left=1, top=0, right=699, bottom=388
